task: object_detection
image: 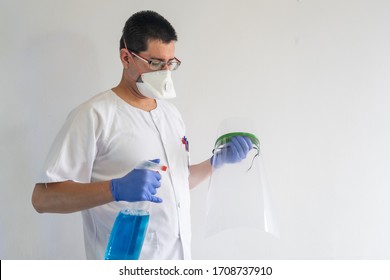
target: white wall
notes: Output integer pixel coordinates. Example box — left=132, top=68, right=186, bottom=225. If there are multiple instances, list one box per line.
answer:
left=1, top=0, right=390, bottom=259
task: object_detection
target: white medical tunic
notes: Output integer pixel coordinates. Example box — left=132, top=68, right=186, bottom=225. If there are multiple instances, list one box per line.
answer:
left=38, top=90, right=191, bottom=259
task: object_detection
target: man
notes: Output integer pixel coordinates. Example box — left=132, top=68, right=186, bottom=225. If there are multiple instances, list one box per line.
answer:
left=32, top=10, right=252, bottom=259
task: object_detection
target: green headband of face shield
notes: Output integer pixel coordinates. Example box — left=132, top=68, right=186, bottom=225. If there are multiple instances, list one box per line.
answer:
left=213, top=132, right=260, bottom=171
left=214, top=132, right=260, bottom=149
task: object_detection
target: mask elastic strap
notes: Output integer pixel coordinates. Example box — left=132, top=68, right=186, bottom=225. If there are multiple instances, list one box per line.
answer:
left=122, top=37, right=143, bottom=78
left=246, top=146, right=260, bottom=172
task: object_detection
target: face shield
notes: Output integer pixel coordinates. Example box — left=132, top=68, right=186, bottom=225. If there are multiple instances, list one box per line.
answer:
left=205, top=118, right=279, bottom=238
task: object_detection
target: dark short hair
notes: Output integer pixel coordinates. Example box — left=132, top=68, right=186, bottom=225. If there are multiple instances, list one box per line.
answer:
left=120, top=10, right=177, bottom=53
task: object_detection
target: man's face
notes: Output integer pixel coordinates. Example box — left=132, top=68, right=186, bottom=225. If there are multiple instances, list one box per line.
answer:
left=121, top=39, right=177, bottom=98
left=132, top=39, right=176, bottom=74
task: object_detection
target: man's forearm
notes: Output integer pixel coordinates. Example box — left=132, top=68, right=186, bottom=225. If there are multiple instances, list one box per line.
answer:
left=32, top=180, right=114, bottom=214
left=188, top=158, right=212, bottom=189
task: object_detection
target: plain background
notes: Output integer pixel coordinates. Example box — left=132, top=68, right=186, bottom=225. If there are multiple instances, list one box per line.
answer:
left=1, top=0, right=390, bottom=259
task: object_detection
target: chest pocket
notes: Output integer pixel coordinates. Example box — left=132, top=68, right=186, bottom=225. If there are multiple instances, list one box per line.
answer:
left=170, top=136, right=190, bottom=179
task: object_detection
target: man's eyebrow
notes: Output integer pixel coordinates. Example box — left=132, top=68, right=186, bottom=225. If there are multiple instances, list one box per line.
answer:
left=149, top=56, right=176, bottom=61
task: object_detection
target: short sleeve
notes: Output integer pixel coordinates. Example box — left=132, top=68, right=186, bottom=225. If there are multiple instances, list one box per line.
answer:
left=37, top=105, right=103, bottom=184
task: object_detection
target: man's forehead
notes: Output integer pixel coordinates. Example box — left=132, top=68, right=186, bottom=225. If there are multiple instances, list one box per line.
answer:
left=142, top=39, right=175, bottom=58
left=145, top=39, right=175, bottom=50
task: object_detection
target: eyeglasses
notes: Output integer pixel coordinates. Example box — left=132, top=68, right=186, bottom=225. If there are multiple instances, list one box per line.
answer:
left=130, top=51, right=181, bottom=71
left=122, top=37, right=181, bottom=71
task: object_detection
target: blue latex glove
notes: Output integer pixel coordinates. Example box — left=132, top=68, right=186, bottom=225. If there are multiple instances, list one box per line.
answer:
left=110, top=159, right=163, bottom=203
left=211, top=136, right=253, bottom=168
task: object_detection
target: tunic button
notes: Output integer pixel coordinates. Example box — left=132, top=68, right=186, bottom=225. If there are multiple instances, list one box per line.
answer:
left=177, top=202, right=181, bottom=208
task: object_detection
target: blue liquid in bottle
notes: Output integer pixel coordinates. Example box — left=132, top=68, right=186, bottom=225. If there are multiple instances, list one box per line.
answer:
left=104, top=208, right=150, bottom=260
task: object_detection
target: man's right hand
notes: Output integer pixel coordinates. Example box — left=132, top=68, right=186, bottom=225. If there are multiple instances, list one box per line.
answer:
left=110, top=168, right=163, bottom=203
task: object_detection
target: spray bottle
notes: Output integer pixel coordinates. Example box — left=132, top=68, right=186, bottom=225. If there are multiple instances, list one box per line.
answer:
left=104, top=160, right=167, bottom=260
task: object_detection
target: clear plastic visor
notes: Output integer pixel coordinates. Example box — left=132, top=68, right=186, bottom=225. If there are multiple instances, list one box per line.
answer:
left=205, top=119, right=279, bottom=238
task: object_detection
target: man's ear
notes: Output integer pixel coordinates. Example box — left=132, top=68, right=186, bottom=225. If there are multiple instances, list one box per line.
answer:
left=120, top=48, right=131, bottom=69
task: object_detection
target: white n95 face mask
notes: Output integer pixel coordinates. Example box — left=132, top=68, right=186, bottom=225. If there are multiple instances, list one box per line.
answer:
left=136, top=70, right=176, bottom=99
